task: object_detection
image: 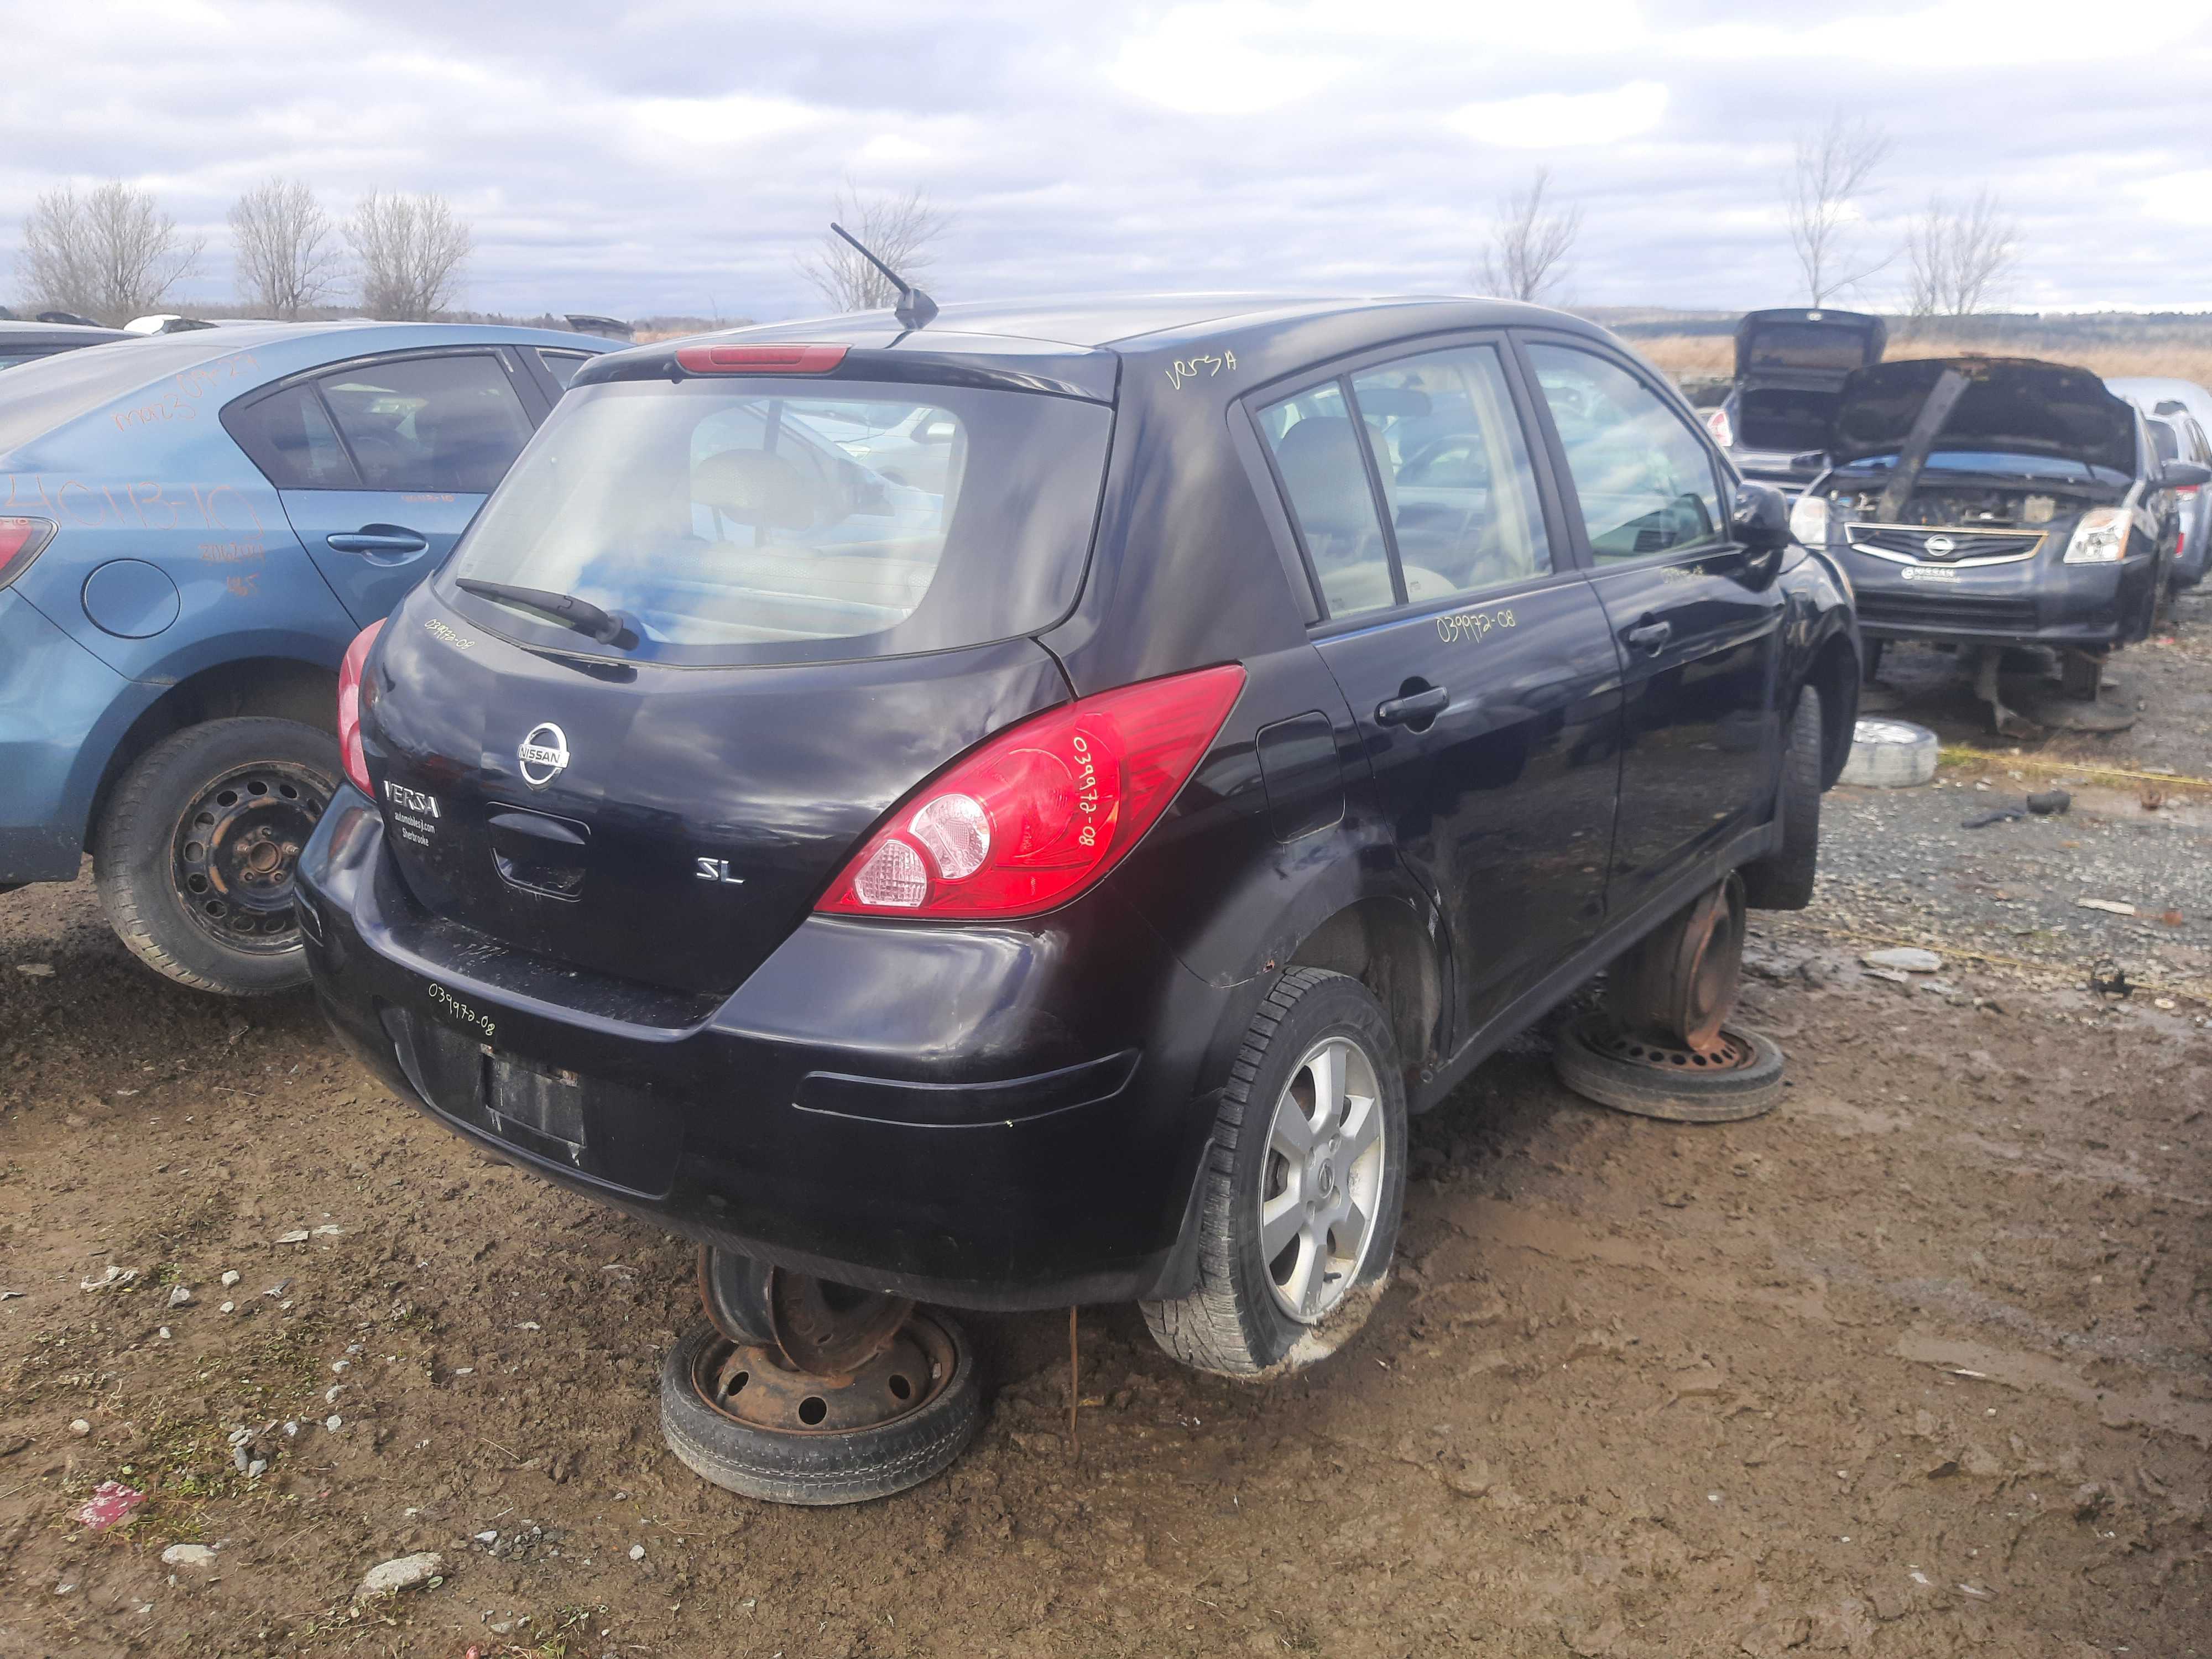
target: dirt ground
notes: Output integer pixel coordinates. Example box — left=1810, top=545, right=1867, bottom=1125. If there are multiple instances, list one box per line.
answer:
left=5, top=612, right=2210, bottom=1659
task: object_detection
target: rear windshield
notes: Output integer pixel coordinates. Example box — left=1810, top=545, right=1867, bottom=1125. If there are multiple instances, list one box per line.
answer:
left=441, top=378, right=1113, bottom=665
left=0, top=334, right=237, bottom=460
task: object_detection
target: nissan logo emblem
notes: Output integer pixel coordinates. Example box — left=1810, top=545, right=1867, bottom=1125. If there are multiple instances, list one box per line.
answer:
left=517, top=722, right=570, bottom=789
left=1922, top=535, right=1958, bottom=559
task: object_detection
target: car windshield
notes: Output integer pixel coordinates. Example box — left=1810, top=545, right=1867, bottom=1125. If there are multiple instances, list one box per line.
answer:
left=0, top=333, right=239, bottom=459
left=442, top=378, right=1113, bottom=665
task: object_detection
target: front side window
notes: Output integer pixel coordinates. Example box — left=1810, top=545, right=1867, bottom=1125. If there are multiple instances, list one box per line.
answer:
left=1350, top=345, right=1551, bottom=598
left=1526, top=343, right=1724, bottom=562
left=1258, top=380, right=1396, bottom=617
left=317, top=354, right=535, bottom=493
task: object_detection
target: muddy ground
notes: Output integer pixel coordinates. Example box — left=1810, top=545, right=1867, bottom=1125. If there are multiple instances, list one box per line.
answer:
left=4, top=607, right=2209, bottom=1659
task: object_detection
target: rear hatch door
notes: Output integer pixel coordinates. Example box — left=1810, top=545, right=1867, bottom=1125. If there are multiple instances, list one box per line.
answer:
left=362, top=356, right=1114, bottom=998
left=368, top=620, right=1069, bottom=997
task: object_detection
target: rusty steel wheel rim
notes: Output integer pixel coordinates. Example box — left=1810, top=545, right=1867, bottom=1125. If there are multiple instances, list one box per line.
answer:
left=171, top=761, right=332, bottom=953
left=688, top=1311, right=958, bottom=1436
left=1583, top=1023, right=1765, bottom=1074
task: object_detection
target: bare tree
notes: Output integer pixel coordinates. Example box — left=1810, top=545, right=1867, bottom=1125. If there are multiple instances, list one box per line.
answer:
left=345, top=192, right=472, bottom=320
left=796, top=182, right=951, bottom=312
left=229, top=178, right=341, bottom=319
left=1785, top=113, right=1893, bottom=304
left=17, top=180, right=202, bottom=324
left=1904, top=187, right=2019, bottom=318
left=1473, top=167, right=1583, bottom=304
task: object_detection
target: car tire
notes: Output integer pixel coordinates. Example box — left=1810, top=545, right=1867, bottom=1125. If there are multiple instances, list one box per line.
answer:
left=1141, top=968, right=1407, bottom=1379
left=92, top=717, right=340, bottom=997
left=1553, top=1014, right=1785, bottom=1123
left=659, top=1316, right=981, bottom=1506
left=1740, top=685, right=1823, bottom=911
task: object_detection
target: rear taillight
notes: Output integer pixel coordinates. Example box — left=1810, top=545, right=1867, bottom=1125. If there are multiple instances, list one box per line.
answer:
left=1704, top=406, right=1733, bottom=449
left=817, top=664, right=1246, bottom=920
left=0, top=517, right=56, bottom=591
left=336, top=619, right=384, bottom=796
left=2178, top=486, right=2200, bottom=499
left=675, top=343, right=848, bottom=375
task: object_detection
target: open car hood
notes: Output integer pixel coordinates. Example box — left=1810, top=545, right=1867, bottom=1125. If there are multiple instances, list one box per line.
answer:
left=1830, top=357, right=2138, bottom=474
left=1734, top=307, right=1886, bottom=384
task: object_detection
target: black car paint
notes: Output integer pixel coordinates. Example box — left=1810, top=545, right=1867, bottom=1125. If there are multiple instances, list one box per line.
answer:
left=299, top=295, right=1858, bottom=1312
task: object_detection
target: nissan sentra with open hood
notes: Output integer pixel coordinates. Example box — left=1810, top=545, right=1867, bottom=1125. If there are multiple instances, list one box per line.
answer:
left=1789, top=357, right=2206, bottom=665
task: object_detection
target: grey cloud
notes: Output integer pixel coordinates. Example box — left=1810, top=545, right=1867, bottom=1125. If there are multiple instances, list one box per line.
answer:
left=3, top=1, right=2208, bottom=322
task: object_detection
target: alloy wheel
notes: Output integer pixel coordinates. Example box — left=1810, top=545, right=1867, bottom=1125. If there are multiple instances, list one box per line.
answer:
left=1259, top=1035, right=1387, bottom=1323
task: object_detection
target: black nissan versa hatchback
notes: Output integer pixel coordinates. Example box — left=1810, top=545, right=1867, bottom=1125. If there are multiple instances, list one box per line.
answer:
left=300, top=295, right=1859, bottom=1500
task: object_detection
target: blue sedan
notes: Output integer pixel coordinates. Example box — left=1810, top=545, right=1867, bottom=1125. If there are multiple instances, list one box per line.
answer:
left=0, top=321, right=616, bottom=993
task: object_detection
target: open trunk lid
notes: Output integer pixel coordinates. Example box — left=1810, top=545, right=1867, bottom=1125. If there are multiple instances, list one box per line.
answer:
left=1830, top=357, right=2138, bottom=476
left=359, top=357, right=1114, bottom=998
left=1734, top=307, right=1886, bottom=387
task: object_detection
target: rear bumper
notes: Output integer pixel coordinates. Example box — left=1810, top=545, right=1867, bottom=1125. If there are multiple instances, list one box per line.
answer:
left=1841, top=546, right=2150, bottom=649
left=298, top=791, right=1241, bottom=1311
left=0, top=590, right=145, bottom=883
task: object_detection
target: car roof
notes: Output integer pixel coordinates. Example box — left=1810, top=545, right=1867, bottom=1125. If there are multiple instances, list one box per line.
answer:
left=707, top=293, right=1573, bottom=351
left=0, top=318, right=133, bottom=343
left=584, top=293, right=1613, bottom=402
left=0, top=320, right=621, bottom=463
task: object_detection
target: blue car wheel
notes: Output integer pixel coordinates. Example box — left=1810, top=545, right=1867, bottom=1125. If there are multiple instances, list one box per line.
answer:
left=93, top=717, right=338, bottom=995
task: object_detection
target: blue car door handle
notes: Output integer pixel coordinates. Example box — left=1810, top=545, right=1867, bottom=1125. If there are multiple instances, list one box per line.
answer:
left=327, top=528, right=429, bottom=556
left=1623, top=619, right=1672, bottom=653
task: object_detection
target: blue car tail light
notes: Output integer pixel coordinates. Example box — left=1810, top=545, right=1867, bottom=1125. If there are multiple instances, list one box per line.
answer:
left=0, top=518, right=56, bottom=591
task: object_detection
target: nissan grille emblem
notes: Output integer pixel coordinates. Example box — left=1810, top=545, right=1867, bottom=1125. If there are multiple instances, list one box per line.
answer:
left=1922, top=535, right=1958, bottom=559
left=517, top=722, right=570, bottom=789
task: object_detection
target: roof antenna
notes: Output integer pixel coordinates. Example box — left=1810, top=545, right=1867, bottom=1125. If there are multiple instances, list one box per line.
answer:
left=830, top=222, right=938, bottom=331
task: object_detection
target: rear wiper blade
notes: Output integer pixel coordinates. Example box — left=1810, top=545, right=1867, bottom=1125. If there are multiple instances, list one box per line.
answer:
left=457, top=579, right=627, bottom=645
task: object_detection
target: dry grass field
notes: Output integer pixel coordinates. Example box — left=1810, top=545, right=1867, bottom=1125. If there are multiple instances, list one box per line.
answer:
left=1631, top=328, right=2212, bottom=386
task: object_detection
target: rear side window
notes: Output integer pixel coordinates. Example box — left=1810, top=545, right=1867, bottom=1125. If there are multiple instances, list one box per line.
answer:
left=2148, top=420, right=2179, bottom=466
left=444, top=378, right=1113, bottom=666
left=317, top=353, right=534, bottom=493
left=230, top=384, right=359, bottom=488
left=1526, top=343, right=1724, bottom=562
left=534, top=349, right=590, bottom=390
left=1258, top=381, right=1396, bottom=617
left=1350, top=345, right=1551, bottom=598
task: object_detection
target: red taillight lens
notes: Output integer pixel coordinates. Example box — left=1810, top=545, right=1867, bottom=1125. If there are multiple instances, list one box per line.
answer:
left=0, top=517, right=56, bottom=590
left=336, top=619, right=384, bottom=796
left=817, top=664, right=1246, bottom=920
left=675, top=343, right=848, bottom=375
left=1704, top=406, right=1734, bottom=449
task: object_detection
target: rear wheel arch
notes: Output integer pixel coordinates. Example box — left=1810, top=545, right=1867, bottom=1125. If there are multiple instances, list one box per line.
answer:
left=1285, top=894, right=1446, bottom=1089
left=85, top=656, right=338, bottom=846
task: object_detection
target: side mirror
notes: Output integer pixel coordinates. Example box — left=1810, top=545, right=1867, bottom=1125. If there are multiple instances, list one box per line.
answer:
left=1731, top=481, right=1791, bottom=552
left=2160, top=461, right=2211, bottom=490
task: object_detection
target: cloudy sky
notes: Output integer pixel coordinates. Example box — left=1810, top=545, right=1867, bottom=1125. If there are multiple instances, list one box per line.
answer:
left=6, top=0, right=2212, bottom=324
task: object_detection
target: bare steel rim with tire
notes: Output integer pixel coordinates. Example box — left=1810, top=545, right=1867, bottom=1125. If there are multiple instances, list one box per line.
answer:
left=1260, top=1035, right=1387, bottom=1324
left=172, top=761, right=331, bottom=953
left=661, top=1251, right=982, bottom=1505
left=1553, top=874, right=1786, bottom=1123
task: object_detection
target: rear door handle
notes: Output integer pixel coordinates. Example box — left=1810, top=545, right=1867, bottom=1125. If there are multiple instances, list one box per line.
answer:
left=1623, top=620, right=1672, bottom=653
left=327, top=528, right=430, bottom=556
left=1376, top=686, right=1449, bottom=726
